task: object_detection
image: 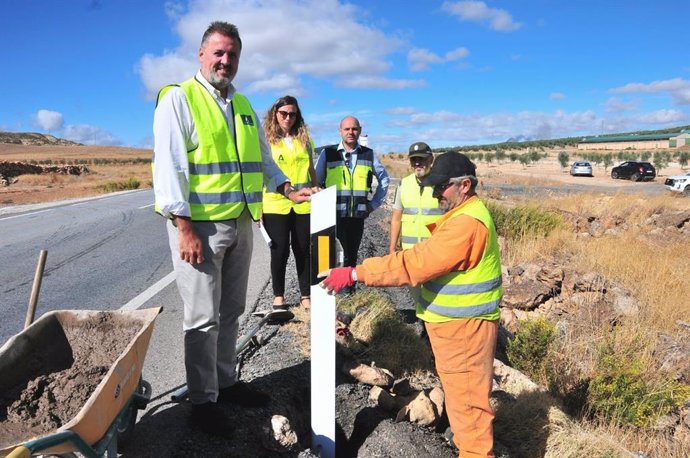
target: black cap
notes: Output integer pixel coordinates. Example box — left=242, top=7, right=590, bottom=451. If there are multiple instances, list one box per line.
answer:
left=421, top=151, right=476, bottom=187
left=408, top=142, right=432, bottom=158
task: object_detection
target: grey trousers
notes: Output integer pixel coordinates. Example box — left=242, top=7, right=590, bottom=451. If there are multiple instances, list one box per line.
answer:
left=167, top=211, right=253, bottom=404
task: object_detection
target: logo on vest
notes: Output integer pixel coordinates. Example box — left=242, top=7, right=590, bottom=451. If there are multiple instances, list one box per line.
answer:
left=240, top=114, right=254, bottom=126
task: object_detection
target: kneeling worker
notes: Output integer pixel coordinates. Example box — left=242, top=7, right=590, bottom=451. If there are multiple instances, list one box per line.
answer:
left=321, top=151, right=503, bottom=458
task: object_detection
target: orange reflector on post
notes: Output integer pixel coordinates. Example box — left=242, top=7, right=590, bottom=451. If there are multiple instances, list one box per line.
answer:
left=318, top=236, right=330, bottom=274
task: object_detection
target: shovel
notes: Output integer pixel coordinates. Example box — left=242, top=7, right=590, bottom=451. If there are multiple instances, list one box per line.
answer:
left=171, top=308, right=294, bottom=401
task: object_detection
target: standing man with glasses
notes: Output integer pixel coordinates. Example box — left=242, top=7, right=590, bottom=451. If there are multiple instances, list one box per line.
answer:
left=153, top=21, right=311, bottom=435
left=315, top=116, right=389, bottom=285
left=320, top=151, right=503, bottom=457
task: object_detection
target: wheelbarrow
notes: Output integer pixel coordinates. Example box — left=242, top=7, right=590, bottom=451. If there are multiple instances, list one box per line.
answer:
left=0, top=307, right=162, bottom=457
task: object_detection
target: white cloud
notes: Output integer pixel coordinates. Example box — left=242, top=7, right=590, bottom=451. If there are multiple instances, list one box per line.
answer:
left=63, top=124, right=123, bottom=146
left=610, top=78, right=690, bottom=105
left=335, top=76, right=425, bottom=90
left=442, top=1, right=522, bottom=32
left=137, top=0, right=410, bottom=98
left=245, top=73, right=304, bottom=95
left=605, top=97, right=637, bottom=113
left=549, top=92, right=565, bottom=101
left=407, top=47, right=469, bottom=71
left=386, top=106, right=417, bottom=115
left=632, top=109, right=687, bottom=124
left=35, top=110, right=64, bottom=131
left=407, top=48, right=443, bottom=71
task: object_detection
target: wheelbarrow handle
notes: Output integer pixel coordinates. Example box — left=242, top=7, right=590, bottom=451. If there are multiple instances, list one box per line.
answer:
left=25, top=250, right=48, bottom=329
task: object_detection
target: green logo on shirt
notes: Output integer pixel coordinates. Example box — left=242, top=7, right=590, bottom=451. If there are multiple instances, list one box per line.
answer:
left=241, top=114, right=254, bottom=126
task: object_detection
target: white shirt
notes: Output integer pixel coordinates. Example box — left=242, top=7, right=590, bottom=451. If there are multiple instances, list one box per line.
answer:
left=153, top=71, right=288, bottom=218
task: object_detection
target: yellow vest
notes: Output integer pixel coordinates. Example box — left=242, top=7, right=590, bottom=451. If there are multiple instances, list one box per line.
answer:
left=263, top=138, right=313, bottom=215
left=399, top=174, right=443, bottom=249
left=417, top=198, right=503, bottom=323
left=322, top=146, right=374, bottom=218
left=154, top=78, right=263, bottom=221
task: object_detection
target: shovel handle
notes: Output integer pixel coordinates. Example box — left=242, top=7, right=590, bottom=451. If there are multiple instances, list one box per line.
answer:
left=25, top=250, right=48, bottom=329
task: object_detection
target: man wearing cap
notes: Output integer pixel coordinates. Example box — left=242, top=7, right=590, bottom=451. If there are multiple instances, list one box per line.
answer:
left=320, top=151, right=502, bottom=457
left=389, top=142, right=443, bottom=254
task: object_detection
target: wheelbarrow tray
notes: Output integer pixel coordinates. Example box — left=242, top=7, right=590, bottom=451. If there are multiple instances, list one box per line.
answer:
left=0, top=307, right=161, bottom=456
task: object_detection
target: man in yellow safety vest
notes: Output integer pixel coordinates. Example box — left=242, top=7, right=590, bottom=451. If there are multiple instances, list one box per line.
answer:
left=321, top=151, right=503, bottom=457
left=153, top=21, right=310, bottom=435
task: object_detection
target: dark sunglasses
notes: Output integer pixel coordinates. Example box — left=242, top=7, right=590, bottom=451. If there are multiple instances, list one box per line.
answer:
left=432, top=181, right=454, bottom=198
left=410, top=156, right=430, bottom=164
left=277, top=110, right=298, bottom=119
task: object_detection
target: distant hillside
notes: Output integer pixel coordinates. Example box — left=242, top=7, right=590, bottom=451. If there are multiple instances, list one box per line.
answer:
left=0, top=131, right=82, bottom=147
left=441, top=124, right=690, bottom=152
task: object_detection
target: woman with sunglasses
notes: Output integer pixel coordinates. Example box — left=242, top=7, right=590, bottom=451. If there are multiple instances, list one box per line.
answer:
left=262, top=95, right=319, bottom=310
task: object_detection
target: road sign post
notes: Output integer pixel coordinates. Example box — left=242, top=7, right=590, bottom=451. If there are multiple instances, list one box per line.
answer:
left=309, top=186, right=337, bottom=457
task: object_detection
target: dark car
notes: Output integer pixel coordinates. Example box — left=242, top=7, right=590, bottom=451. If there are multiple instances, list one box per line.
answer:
left=610, top=161, right=656, bottom=181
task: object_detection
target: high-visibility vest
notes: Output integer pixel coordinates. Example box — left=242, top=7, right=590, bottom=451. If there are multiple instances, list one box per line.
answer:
left=154, top=77, right=263, bottom=221
left=263, top=138, right=313, bottom=215
left=417, top=198, right=503, bottom=323
left=322, top=145, right=374, bottom=218
left=399, top=174, right=443, bottom=249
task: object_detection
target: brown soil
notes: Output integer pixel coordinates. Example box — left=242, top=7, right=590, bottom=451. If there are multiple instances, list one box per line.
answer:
left=0, top=144, right=152, bottom=206
left=0, top=313, right=142, bottom=448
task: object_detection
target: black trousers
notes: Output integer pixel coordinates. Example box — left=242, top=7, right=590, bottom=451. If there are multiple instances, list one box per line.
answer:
left=336, top=217, right=365, bottom=268
left=262, top=210, right=311, bottom=297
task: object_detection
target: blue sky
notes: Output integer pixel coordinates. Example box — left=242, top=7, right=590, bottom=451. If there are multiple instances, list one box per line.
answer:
left=1, top=0, right=689, bottom=153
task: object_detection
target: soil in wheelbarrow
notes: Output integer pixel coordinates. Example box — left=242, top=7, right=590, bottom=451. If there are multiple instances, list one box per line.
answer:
left=0, top=313, right=143, bottom=447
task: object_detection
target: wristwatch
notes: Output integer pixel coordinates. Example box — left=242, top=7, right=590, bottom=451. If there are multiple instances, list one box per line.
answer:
left=283, top=185, right=297, bottom=197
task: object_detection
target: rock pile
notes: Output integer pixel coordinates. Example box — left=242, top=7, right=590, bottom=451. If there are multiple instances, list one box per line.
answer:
left=0, top=160, right=89, bottom=186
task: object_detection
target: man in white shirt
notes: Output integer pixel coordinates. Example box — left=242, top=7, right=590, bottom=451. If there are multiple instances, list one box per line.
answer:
left=153, top=21, right=310, bottom=435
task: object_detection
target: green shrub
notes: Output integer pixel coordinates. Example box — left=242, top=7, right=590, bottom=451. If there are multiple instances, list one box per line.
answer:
left=486, top=202, right=562, bottom=240
left=557, top=151, right=569, bottom=169
left=101, top=177, right=140, bottom=193
left=506, top=317, right=557, bottom=384
left=586, top=338, right=690, bottom=427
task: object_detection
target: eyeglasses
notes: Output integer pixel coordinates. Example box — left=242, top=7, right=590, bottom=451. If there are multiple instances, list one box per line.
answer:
left=432, top=181, right=454, bottom=198
left=277, top=110, right=298, bottom=119
left=410, top=156, right=430, bottom=165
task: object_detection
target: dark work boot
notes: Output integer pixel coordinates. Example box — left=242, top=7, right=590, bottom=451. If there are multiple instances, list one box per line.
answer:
left=217, top=381, right=270, bottom=408
left=189, top=401, right=232, bottom=435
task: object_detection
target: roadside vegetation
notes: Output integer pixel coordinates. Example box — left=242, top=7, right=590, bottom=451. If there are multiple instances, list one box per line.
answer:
left=336, top=191, right=689, bottom=457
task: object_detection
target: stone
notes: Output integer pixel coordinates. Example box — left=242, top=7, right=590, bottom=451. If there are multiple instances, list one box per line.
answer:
left=428, top=386, right=445, bottom=418
left=343, top=361, right=394, bottom=387
left=502, top=280, right=553, bottom=311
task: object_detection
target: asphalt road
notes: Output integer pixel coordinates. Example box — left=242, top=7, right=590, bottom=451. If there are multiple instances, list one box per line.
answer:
left=0, top=189, right=273, bottom=419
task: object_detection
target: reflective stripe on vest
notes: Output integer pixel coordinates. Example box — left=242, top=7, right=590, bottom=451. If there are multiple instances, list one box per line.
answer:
left=263, top=138, right=313, bottom=215
left=399, top=174, right=443, bottom=250
left=172, top=79, right=263, bottom=221
left=323, top=146, right=374, bottom=218
left=417, top=198, right=503, bottom=322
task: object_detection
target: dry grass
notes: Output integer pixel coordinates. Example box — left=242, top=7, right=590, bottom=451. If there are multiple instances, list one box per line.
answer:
left=337, top=289, right=435, bottom=377
left=0, top=145, right=152, bottom=205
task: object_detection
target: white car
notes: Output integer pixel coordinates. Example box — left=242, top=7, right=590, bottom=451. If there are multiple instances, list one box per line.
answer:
left=570, top=161, right=593, bottom=177
left=664, top=172, right=690, bottom=195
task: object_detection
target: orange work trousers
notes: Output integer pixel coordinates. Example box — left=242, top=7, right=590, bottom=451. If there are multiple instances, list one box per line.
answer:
left=425, top=318, right=498, bottom=458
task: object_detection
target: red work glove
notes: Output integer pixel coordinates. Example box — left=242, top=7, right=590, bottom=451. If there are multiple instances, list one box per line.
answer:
left=320, top=267, right=355, bottom=295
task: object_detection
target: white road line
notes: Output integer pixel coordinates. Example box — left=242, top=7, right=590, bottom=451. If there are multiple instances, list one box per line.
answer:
left=138, top=204, right=154, bottom=209
left=0, top=209, right=52, bottom=221
left=120, top=271, right=176, bottom=311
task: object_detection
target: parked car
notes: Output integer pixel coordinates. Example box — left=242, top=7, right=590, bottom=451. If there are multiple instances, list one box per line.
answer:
left=570, top=161, right=593, bottom=177
left=610, top=161, right=656, bottom=181
left=664, top=172, right=690, bottom=195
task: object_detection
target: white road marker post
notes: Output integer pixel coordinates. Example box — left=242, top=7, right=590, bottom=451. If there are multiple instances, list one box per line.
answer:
left=310, top=185, right=337, bottom=457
